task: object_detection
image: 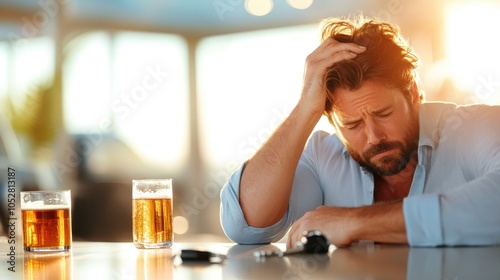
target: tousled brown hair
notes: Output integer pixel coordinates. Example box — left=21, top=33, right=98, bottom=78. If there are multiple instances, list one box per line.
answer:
left=321, top=16, right=423, bottom=122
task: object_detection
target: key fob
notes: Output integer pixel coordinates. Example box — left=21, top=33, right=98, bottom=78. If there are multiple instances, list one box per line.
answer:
left=180, top=249, right=225, bottom=264
left=300, top=230, right=330, bottom=254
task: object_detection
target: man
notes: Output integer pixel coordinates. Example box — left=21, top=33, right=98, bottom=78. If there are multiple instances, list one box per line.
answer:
left=220, top=16, right=500, bottom=247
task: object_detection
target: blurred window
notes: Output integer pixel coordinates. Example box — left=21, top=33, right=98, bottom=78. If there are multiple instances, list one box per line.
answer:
left=63, top=32, right=111, bottom=133
left=196, top=25, right=332, bottom=170
left=0, top=37, right=54, bottom=110
left=63, top=31, right=189, bottom=172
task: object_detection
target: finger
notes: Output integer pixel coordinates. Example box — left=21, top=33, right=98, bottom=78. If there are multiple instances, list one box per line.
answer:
left=307, top=41, right=366, bottom=70
left=287, top=224, right=301, bottom=249
left=318, top=38, right=366, bottom=57
left=286, top=227, right=295, bottom=248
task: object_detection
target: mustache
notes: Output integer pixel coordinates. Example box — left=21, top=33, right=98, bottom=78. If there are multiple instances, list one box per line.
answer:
left=363, top=141, right=404, bottom=159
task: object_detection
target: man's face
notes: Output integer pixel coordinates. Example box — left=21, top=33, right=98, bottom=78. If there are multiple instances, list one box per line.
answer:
left=331, top=80, right=420, bottom=176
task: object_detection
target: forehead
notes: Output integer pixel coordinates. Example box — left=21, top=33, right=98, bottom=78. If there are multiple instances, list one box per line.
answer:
left=332, top=80, right=404, bottom=118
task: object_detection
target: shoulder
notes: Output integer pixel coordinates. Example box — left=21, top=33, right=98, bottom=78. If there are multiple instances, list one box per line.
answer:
left=440, top=103, right=500, bottom=132
left=422, top=101, right=500, bottom=121
left=429, top=102, right=500, bottom=160
left=460, top=103, right=500, bottom=121
left=306, top=130, right=345, bottom=153
left=420, top=102, right=500, bottom=141
left=302, top=130, right=348, bottom=167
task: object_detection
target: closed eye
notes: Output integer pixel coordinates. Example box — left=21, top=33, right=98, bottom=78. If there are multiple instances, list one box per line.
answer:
left=345, top=122, right=361, bottom=130
left=376, top=111, right=393, bottom=118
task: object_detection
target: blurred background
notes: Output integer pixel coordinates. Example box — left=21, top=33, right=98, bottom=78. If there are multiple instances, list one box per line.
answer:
left=1, top=0, right=499, bottom=242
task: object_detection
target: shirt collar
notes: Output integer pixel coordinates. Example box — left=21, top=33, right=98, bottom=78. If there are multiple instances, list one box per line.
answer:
left=418, top=101, right=458, bottom=150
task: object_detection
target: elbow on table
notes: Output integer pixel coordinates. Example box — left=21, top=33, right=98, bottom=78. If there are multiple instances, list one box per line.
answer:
left=221, top=221, right=265, bottom=245
left=220, top=217, right=280, bottom=245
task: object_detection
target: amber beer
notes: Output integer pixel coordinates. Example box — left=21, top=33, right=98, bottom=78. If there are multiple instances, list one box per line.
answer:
left=132, top=179, right=173, bottom=249
left=20, top=190, right=72, bottom=252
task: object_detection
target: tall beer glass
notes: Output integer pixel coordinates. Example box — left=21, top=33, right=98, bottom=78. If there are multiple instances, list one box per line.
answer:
left=132, top=179, right=173, bottom=249
left=21, top=190, right=72, bottom=252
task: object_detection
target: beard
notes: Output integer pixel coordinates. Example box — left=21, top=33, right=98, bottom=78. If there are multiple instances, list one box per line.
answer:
left=347, top=140, right=417, bottom=176
left=346, top=112, right=419, bottom=177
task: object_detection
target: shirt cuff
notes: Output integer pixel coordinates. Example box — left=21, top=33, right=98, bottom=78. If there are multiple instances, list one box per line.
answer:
left=403, top=194, right=443, bottom=246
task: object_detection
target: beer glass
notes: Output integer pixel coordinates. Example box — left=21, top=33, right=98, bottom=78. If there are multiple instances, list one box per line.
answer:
left=20, top=190, right=72, bottom=252
left=132, top=179, right=173, bottom=249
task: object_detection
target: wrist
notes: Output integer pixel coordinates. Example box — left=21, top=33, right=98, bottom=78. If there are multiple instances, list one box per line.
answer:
left=348, top=207, right=368, bottom=242
left=296, top=97, right=324, bottom=121
left=349, top=202, right=407, bottom=244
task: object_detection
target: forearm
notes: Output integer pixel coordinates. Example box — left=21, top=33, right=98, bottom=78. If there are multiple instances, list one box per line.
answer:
left=286, top=202, right=408, bottom=248
left=353, top=202, right=407, bottom=244
left=239, top=101, right=322, bottom=227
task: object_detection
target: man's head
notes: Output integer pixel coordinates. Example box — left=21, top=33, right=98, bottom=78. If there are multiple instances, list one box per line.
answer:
left=321, top=16, right=423, bottom=118
left=321, top=17, right=422, bottom=176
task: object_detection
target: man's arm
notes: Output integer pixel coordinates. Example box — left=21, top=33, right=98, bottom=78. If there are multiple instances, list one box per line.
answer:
left=286, top=202, right=407, bottom=248
left=239, top=102, right=322, bottom=228
left=239, top=39, right=367, bottom=228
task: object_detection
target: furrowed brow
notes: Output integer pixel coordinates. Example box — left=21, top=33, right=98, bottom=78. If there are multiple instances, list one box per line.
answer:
left=342, top=118, right=362, bottom=126
left=370, top=105, right=392, bottom=115
left=338, top=115, right=362, bottom=127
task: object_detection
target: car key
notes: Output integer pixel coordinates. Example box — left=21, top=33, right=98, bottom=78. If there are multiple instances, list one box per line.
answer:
left=181, top=249, right=226, bottom=263
left=253, top=230, right=330, bottom=258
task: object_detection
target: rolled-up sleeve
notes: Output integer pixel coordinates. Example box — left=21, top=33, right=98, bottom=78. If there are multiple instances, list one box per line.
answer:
left=219, top=163, right=290, bottom=244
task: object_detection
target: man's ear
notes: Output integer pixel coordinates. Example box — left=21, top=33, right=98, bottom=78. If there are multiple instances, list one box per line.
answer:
left=409, top=81, right=420, bottom=105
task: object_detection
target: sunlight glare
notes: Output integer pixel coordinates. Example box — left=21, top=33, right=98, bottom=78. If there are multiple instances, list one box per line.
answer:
left=446, top=3, right=500, bottom=96
left=245, top=0, right=273, bottom=16
left=173, top=216, right=189, bottom=235
left=286, top=0, right=313, bottom=10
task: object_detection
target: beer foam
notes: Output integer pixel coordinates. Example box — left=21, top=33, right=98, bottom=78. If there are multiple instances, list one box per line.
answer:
left=133, top=188, right=172, bottom=199
left=22, top=201, right=70, bottom=210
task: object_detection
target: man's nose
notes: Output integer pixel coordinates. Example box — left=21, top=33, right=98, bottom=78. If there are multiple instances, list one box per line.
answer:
left=365, top=120, right=386, bottom=145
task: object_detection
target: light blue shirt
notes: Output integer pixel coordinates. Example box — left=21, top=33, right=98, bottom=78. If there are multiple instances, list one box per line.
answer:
left=220, top=102, right=500, bottom=246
